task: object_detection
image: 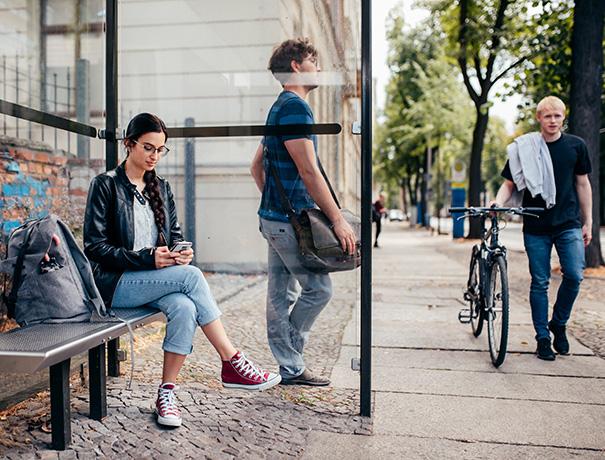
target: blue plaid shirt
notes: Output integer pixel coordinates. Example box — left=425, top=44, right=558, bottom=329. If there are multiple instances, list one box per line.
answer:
left=258, top=91, right=318, bottom=223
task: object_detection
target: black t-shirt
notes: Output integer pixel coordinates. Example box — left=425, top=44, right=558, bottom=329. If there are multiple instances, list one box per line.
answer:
left=501, top=133, right=592, bottom=235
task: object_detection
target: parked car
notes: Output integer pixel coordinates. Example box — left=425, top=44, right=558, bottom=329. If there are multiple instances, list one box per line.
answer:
left=388, top=209, right=405, bottom=222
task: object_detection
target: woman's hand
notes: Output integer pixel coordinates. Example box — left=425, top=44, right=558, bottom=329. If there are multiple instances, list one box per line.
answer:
left=155, top=246, right=177, bottom=269
left=173, top=248, right=194, bottom=265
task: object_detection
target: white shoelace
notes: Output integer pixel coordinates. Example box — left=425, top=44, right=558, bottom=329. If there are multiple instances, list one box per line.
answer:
left=233, top=353, right=264, bottom=380
left=158, top=385, right=180, bottom=415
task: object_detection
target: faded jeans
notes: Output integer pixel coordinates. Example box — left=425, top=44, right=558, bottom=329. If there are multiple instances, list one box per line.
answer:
left=112, top=265, right=222, bottom=355
left=523, top=227, right=585, bottom=340
left=260, top=218, right=332, bottom=379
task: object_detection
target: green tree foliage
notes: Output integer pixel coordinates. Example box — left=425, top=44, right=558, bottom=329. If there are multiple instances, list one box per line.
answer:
left=424, top=0, right=541, bottom=237
left=376, top=5, right=513, bottom=221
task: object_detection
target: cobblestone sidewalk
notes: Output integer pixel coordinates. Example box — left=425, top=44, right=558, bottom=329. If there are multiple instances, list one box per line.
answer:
left=0, top=272, right=370, bottom=458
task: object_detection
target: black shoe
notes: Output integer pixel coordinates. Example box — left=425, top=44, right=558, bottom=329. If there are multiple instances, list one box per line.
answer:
left=548, top=322, right=570, bottom=355
left=280, top=369, right=330, bottom=386
left=373, top=242, right=379, bottom=248
left=536, top=338, right=556, bottom=361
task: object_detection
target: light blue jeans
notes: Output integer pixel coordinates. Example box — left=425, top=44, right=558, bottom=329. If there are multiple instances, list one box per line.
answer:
left=523, top=227, right=585, bottom=340
left=112, top=265, right=221, bottom=355
left=260, top=218, right=332, bottom=379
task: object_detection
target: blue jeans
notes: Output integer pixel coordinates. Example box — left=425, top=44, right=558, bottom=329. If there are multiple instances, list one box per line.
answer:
left=523, top=228, right=585, bottom=340
left=112, top=265, right=222, bottom=355
left=260, top=218, right=332, bottom=379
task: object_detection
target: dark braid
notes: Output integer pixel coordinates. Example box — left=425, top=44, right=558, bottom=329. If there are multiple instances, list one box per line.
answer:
left=143, top=169, right=166, bottom=232
left=124, top=112, right=169, bottom=243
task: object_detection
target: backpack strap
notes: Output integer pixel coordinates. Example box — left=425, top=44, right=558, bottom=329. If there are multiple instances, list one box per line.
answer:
left=56, top=219, right=108, bottom=317
left=4, top=223, right=36, bottom=317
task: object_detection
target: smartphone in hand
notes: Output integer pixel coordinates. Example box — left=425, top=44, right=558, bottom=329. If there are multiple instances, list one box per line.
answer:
left=170, top=241, right=192, bottom=252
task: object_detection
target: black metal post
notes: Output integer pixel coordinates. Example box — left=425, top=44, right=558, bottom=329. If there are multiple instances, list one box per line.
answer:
left=105, top=0, right=118, bottom=170
left=15, top=54, right=19, bottom=138
left=88, top=344, right=107, bottom=420
left=360, top=0, right=373, bottom=418
left=66, top=71, right=71, bottom=153
left=107, top=338, right=120, bottom=377
left=2, top=55, right=6, bottom=135
left=49, top=359, right=71, bottom=450
left=76, top=58, right=90, bottom=159
left=53, top=72, right=57, bottom=150
left=28, top=60, right=32, bottom=139
left=184, top=117, right=197, bottom=248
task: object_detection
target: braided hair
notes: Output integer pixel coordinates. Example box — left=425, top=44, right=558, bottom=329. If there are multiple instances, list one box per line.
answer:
left=124, top=113, right=168, bottom=241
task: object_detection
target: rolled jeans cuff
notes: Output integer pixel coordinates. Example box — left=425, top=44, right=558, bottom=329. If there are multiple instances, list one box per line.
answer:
left=162, top=339, right=194, bottom=356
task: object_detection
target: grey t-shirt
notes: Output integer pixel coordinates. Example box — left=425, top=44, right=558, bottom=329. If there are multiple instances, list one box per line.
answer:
left=133, top=194, right=158, bottom=250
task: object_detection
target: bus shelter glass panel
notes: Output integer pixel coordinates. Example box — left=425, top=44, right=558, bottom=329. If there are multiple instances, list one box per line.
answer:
left=118, top=0, right=361, bottom=393
left=0, top=0, right=106, bottom=406
left=1, top=0, right=106, bottom=160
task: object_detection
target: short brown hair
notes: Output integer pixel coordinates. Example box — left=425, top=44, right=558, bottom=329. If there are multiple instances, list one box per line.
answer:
left=268, top=38, right=317, bottom=84
left=536, top=96, right=566, bottom=116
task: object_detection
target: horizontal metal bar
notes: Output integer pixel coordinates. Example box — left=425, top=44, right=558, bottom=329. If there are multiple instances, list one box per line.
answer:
left=0, top=98, right=97, bottom=138
left=165, top=123, right=342, bottom=138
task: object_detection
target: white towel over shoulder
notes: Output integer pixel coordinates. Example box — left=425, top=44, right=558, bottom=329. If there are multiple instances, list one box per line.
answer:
left=506, top=132, right=556, bottom=209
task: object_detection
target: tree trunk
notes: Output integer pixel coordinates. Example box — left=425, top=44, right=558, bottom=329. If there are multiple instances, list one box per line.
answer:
left=569, top=0, right=605, bottom=267
left=400, top=179, right=408, bottom=217
left=467, top=107, right=490, bottom=238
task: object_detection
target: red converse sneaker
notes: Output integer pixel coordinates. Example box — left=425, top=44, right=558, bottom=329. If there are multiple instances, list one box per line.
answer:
left=155, top=382, right=182, bottom=427
left=222, top=351, right=281, bottom=390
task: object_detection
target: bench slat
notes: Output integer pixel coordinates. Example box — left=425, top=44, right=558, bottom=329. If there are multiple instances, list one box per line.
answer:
left=0, top=307, right=163, bottom=373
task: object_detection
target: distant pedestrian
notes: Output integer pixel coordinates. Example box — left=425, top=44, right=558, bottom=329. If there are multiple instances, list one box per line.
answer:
left=373, top=194, right=386, bottom=248
left=492, top=96, right=592, bottom=361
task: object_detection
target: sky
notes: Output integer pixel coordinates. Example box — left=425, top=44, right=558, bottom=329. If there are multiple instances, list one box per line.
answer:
left=372, top=0, right=521, bottom=133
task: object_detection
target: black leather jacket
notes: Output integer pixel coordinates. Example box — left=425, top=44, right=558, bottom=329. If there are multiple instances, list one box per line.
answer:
left=83, top=162, right=184, bottom=306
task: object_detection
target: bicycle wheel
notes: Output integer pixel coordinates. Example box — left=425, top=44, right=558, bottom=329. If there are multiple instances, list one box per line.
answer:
left=467, top=247, right=484, bottom=337
left=486, top=255, right=509, bottom=367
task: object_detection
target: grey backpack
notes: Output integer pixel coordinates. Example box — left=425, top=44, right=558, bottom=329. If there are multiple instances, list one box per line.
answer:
left=0, top=214, right=108, bottom=326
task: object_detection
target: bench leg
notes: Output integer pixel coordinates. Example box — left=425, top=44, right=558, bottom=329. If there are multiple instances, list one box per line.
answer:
left=107, top=338, right=120, bottom=377
left=88, top=344, right=107, bottom=420
left=49, top=359, right=71, bottom=450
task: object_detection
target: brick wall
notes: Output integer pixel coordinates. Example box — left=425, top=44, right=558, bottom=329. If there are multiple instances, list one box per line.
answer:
left=0, top=137, right=105, bottom=327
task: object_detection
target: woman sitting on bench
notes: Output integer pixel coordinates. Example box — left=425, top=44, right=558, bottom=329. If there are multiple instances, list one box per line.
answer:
left=83, top=112, right=280, bottom=428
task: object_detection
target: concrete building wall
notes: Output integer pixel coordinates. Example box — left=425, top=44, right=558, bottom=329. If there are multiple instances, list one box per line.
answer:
left=0, top=0, right=361, bottom=273
left=117, top=0, right=361, bottom=272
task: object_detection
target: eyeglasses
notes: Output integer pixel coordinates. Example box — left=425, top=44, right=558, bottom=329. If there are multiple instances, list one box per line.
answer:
left=133, top=139, right=170, bottom=156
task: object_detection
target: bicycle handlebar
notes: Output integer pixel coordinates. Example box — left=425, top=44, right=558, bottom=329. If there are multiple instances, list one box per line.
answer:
left=448, top=206, right=544, bottom=218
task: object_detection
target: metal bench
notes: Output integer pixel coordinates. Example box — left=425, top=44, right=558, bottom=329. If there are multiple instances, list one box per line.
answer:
left=0, top=307, right=164, bottom=450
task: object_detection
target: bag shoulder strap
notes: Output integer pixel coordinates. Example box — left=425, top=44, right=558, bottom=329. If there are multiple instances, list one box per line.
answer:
left=264, top=136, right=341, bottom=221
left=56, top=220, right=107, bottom=317
left=4, top=222, right=37, bottom=316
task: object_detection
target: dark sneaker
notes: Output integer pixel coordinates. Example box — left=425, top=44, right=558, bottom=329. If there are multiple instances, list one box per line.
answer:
left=221, top=351, right=281, bottom=390
left=280, top=369, right=330, bottom=386
left=548, top=322, right=570, bottom=355
left=536, top=338, right=556, bottom=361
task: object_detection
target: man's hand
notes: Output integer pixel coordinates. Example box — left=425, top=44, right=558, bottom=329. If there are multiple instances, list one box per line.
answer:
left=155, top=246, right=177, bottom=269
left=43, top=233, right=61, bottom=261
left=582, top=222, right=592, bottom=247
left=333, top=217, right=357, bottom=255
left=173, top=248, right=194, bottom=265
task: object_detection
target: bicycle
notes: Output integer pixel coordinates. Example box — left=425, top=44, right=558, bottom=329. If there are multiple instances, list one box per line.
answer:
left=448, top=206, right=542, bottom=367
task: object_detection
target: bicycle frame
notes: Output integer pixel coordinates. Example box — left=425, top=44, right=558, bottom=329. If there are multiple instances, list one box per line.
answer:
left=477, top=214, right=507, bottom=301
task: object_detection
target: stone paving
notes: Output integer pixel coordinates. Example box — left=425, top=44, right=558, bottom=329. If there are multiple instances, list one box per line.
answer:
left=0, top=271, right=370, bottom=458
left=440, top=237, right=605, bottom=360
